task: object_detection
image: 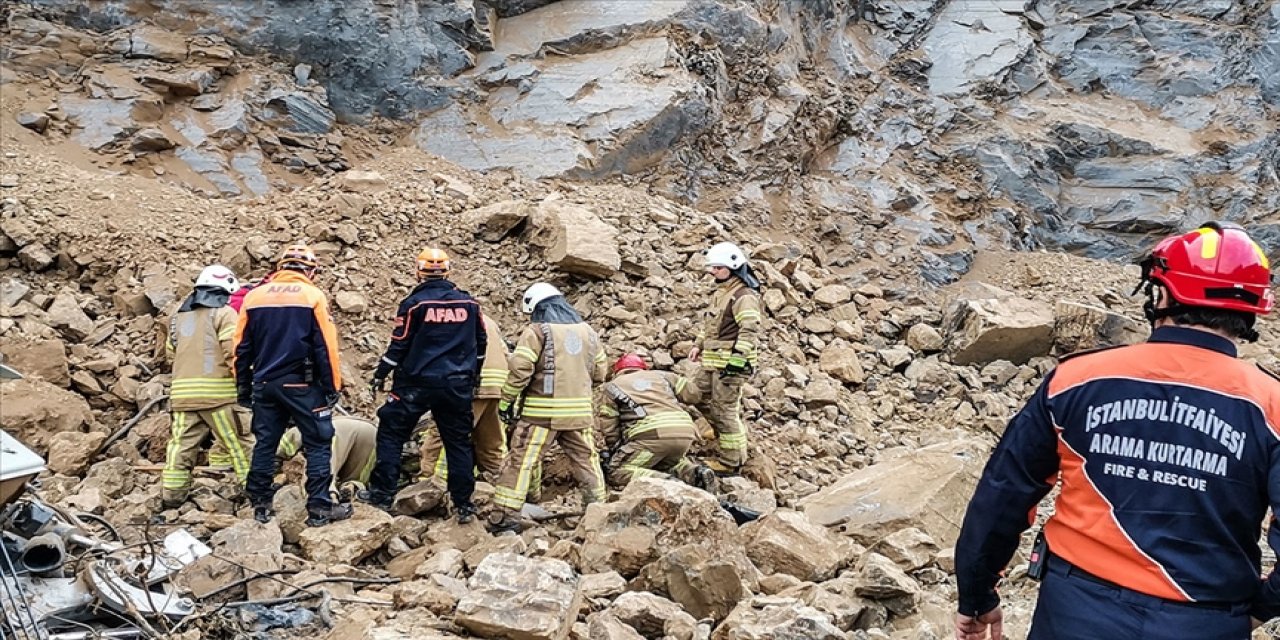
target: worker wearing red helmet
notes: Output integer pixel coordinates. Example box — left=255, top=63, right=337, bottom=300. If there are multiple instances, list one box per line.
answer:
left=954, top=222, right=1279, bottom=640
left=596, top=354, right=719, bottom=492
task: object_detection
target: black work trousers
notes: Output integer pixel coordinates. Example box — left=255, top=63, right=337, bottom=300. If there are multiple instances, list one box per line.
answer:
left=371, top=376, right=475, bottom=510
left=246, top=379, right=335, bottom=511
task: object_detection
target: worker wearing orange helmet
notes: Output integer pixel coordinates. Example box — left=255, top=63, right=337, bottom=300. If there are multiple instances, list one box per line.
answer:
left=596, top=354, right=719, bottom=492
left=360, top=248, right=486, bottom=524
left=233, top=244, right=350, bottom=527
left=955, top=222, right=1278, bottom=640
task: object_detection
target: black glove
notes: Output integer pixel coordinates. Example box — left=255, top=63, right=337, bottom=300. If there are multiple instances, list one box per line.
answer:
left=498, top=402, right=517, bottom=424
left=237, top=389, right=253, bottom=409
left=325, top=392, right=340, bottom=410
left=370, top=376, right=386, bottom=395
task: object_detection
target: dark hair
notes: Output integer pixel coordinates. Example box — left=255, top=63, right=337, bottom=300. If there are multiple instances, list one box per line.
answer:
left=531, top=296, right=583, bottom=324
left=1167, top=307, right=1256, bottom=340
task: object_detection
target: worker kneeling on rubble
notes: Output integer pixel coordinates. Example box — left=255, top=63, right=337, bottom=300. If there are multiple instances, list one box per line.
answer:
left=597, top=354, right=719, bottom=493
left=162, top=265, right=254, bottom=509
left=954, top=223, right=1280, bottom=640
left=490, top=283, right=607, bottom=534
left=277, top=416, right=377, bottom=497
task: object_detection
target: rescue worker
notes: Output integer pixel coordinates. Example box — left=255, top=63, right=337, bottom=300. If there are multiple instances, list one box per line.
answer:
left=688, top=241, right=762, bottom=474
left=490, top=283, right=607, bottom=533
left=954, top=222, right=1279, bottom=640
left=361, top=248, right=486, bottom=523
left=211, top=271, right=274, bottom=470
left=420, top=311, right=510, bottom=483
left=162, top=265, right=253, bottom=508
left=597, top=354, right=718, bottom=492
left=277, top=416, right=377, bottom=492
left=234, top=244, right=350, bottom=527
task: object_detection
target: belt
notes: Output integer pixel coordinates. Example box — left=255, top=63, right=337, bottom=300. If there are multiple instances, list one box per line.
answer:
left=1054, top=555, right=1234, bottom=612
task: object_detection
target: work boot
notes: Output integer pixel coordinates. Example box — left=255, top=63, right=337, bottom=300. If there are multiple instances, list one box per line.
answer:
left=692, top=464, right=721, bottom=494
left=704, top=459, right=741, bottom=477
left=487, top=511, right=524, bottom=534
left=355, top=489, right=394, bottom=513
left=253, top=505, right=274, bottom=524
left=306, top=502, right=354, bottom=527
left=161, top=494, right=187, bottom=510
left=456, top=504, right=477, bottom=525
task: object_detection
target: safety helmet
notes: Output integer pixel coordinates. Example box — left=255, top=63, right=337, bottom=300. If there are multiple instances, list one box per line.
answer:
left=612, top=353, right=649, bottom=374
left=416, top=247, right=450, bottom=279
left=705, top=242, right=748, bottom=270
left=1139, top=222, right=1273, bottom=315
left=195, top=264, right=241, bottom=293
left=277, top=244, right=318, bottom=272
left=522, top=282, right=562, bottom=314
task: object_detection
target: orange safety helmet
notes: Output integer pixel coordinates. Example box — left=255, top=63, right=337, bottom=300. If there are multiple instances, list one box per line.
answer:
left=612, top=353, right=649, bottom=374
left=1138, top=222, right=1273, bottom=316
left=277, top=244, right=318, bottom=271
left=416, top=247, right=450, bottom=279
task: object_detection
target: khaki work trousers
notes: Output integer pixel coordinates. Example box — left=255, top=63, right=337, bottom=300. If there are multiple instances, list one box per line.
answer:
left=695, top=368, right=748, bottom=466
left=420, top=397, right=507, bottom=481
left=163, top=403, right=253, bottom=502
left=607, top=434, right=699, bottom=488
left=493, top=421, right=604, bottom=511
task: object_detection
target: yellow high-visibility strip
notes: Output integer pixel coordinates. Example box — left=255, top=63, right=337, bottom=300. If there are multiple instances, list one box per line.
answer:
left=217, top=326, right=236, bottom=340
left=163, top=412, right=191, bottom=490
left=674, top=378, right=688, bottom=393
left=594, top=351, right=606, bottom=362
left=524, top=397, right=593, bottom=406
left=513, top=346, right=538, bottom=361
left=599, top=405, right=619, bottom=417
left=734, top=310, right=761, bottom=323
left=719, top=432, right=748, bottom=449
left=357, top=451, right=376, bottom=484
left=211, top=408, right=249, bottom=482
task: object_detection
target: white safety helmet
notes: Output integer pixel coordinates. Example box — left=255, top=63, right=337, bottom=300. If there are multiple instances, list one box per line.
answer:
left=522, top=282, right=562, bottom=314
left=704, top=242, right=748, bottom=270
left=195, top=264, right=241, bottom=294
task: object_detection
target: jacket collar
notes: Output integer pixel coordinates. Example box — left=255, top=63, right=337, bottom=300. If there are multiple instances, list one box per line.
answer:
left=1147, top=325, right=1237, bottom=358
left=413, top=278, right=455, bottom=294
left=271, top=270, right=314, bottom=286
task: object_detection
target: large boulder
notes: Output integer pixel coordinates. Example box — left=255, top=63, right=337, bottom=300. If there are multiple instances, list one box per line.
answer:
left=45, top=293, right=95, bottom=341
left=741, top=510, right=850, bottom=582
left=0, top=339, right=70, bottom=387
left=179, top=519, right=283, bottom=601
left=528, top=201, right=621, bottom=280
left=577, top=478, right=738, bottom=578
left=297, top=505, right=393, bottom=564
left=0, top=379, right=96, bottom=453
left=635, top=542, right=759, bottom=622
left=455, top=553, right=582, bottom=640
left=45, top=430, right=107, bottom=476
left=798, top=440, right=985, bottom=548
left=1052, top=300, right=1148, bottom=354
left=943, top=284, right=1054, bottom=365
left=609, top=591, right=699, bottom=640
left=711, top=596, right=844, bottom=640
left=469, top=200, right=532, bottom=242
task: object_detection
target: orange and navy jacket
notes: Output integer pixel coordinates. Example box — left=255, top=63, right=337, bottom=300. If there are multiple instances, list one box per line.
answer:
left=956, top=326, right=1280, bottom=620
left=373, top=279, right=486, bottom=386
left=232, top=270, right=342, bottom=397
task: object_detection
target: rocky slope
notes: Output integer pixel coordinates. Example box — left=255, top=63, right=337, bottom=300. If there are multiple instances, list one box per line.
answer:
left=1, top=2, right=1279, bottom=639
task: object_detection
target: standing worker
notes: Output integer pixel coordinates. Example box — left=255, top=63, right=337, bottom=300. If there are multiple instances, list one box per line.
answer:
left=954, top=222, right=1279, bottom=640
left=233, top=244, right=350, bottom=527
left=490, top=283, right=607, bottom=533
left=420, top=310, right=510, bottom=483
left=597, top=354, right=719, bottom=492
left=688, top=241, right=762, bottom=475
left=361, top=248, right=485, bottom=523
left=161, top=265, right=254, bottom=509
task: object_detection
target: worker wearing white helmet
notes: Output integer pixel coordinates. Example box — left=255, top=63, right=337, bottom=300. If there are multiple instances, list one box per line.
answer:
left=688, top=241, right=762, bottom=474
left=489, top=282, right=608, bottom=533
left=161, top=265, right=253, bottom=509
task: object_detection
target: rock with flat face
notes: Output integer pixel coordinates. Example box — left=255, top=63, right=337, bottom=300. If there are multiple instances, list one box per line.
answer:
left=741, top=510, right=849, bottom=582
left=297, top=505, right=393, bottom=565
left=943, top=285, right=1054, bottom=365
left=455, top=553, right=582, bottom=640
left=712, top=596, right=844, bottom=640
left=528, top=201, right=621, bottom=280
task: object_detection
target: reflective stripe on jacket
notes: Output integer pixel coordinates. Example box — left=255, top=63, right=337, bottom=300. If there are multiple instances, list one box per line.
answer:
left=501, top=322, right=606, bottom=430
left=697, top=280, right=762, bottom=370
left=597, top=370, right=701, bottom=446
left=168, top=304, right=238, bottom=410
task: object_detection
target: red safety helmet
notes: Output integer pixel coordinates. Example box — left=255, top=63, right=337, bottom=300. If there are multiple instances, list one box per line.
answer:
left=612, top=353, right=649, bottom=374
left=1139, top=222, right=1272, bottom=315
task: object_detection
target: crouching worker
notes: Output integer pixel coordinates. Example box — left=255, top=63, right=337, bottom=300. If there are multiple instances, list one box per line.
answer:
left=597, top=354, right=719, bottom=492
left=278, top=416, right=377, bottom=499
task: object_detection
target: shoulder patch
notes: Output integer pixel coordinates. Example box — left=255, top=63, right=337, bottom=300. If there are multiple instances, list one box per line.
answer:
left=1056, top=343, right=1127, bottom=363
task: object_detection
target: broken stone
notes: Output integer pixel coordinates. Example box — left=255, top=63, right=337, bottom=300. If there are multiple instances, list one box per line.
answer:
left=393, top=479, right=445, bottom=516
left=469, top=200, right=532, bottom=242
left=0, top=379, right=96, bottom=452
left=264, top=91, right=336, bottom=134
left=585, top=612, right=644, bottom=640
left=143, top=272, right=177, bottom=310
left=297, top=505, right=393, bottom=564
left=70, top=371, right=104, bottom=395
left=131, top=128, right=177, bottom=152
left=906, top=323, right=945, bottom=352
left=818, top=340, right=865, bottom=385
left=1052, top=300, right=1148, bottom=354
left=181, top=519, right=283, bottom=600
left=579, top=571, right=627, bottom=600
left=392, top=580, right=458, bottom=615
left=812, top=284, right=852, bottom=307
left=417, top=547, right=465, bottom=578
left=578, top=477, right=739, bottom=578
left=742, top=510, right=848, bottom=581
left=140, top=68, right=217, bottom=96
left=799, top=440, right=985, bottom=548
left=334, top=291, right=369, bottom=314
left=340, top=170, right=388, bottom=193
left=802, top=373, right=841, bottom=408
left=128, top=26, right=188, bottom=62
left=855, top=552, right=922, bottom=601
left=610, top=591, right=698, bottom=640
left=0, top=278, right=30, bottom=309
left=17, top=243, right=56, bottom=271
left=0, top=339, right=69, bottom=387
left=455, top=553, right=582, bottom=640
left=46, top=294, right=95, bottom=341
left=273, top=484, right=308, bottom=544
left=45, top=430, right=106, bottom=475
left=529, top=201, right=621, bottom=280
left=387, top=546, right=432, bottom=580
left=943, top=286, right=1054, bottom=365
left=635, top=542, right=758, bottom=622
left=16, top=112, right=50, bottom=134
left=872, top=527, right=939, bottom=571
left=712, top=596, right=844, bottom=640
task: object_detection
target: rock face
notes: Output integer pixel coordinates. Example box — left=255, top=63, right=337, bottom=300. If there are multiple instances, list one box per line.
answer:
left=944, top=286, right=1055, bottom=365
left=455, top=553, right=582, bottom=640
left=799, top=440, right=985, bottom=548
